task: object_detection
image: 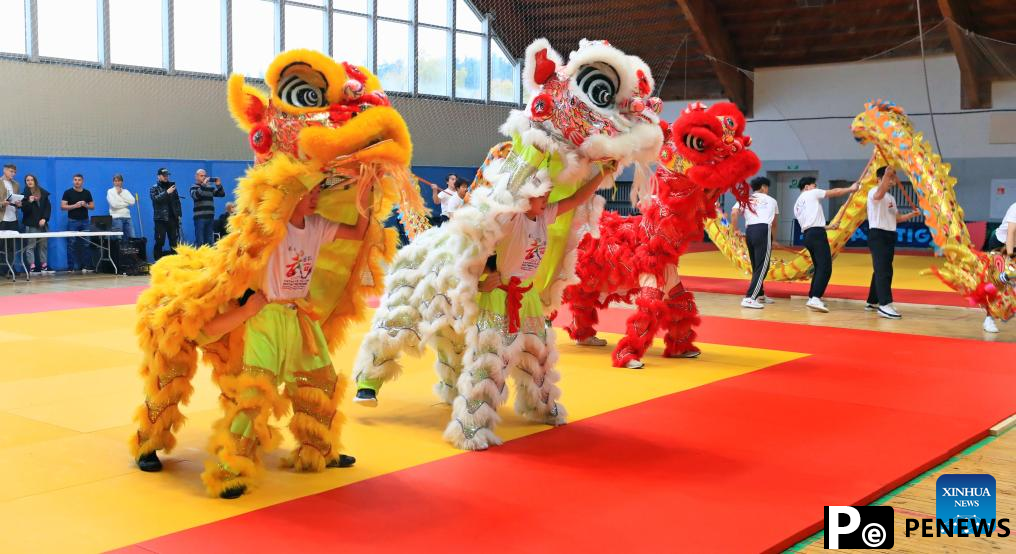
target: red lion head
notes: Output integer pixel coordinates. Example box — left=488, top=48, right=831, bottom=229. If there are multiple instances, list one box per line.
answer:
left=656, top=101, right=760, bottom=205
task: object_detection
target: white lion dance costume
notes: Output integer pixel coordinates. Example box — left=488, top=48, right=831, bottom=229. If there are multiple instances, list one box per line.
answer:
left=130, top=50, right=424, bottom=497
left=351, top=38, right=664, bottom=450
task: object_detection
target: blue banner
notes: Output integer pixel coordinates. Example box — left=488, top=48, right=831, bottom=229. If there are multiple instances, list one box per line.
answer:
left=792, top=221, right=933, bottom=249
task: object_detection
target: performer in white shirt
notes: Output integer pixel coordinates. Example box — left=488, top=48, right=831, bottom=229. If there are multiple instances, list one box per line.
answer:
left=732, top=176, right=779, bottom=309
left=983, top=199, right=1016, bottom=333
left=865, top=166, right=918, bottom=319
left=427, top=174, right=468, bottom=224
left=793, top=176, right=858, bottom=313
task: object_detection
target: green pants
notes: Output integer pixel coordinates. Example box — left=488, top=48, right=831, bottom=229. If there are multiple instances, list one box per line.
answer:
left=230, top=303, right=332, bottom=439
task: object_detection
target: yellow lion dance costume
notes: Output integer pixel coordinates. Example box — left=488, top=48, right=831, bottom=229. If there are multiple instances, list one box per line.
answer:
left=129, top=50, right=421, bottom=498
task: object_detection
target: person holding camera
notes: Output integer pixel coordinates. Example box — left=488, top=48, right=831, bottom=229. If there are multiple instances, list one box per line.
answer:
left=190, top=168, right=225, bottom=246
left=150, top=167, right=182, bottom=260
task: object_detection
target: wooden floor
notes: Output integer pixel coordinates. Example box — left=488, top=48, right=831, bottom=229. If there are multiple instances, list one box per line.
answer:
left=2, top=273, right=1013, bottom=554
left=0, top=273, right=148, bottom=296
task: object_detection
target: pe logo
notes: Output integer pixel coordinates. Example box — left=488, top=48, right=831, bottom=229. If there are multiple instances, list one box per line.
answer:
left=824, top=506, right=894, bottom=549
left=936, top=474, right=996, bottom=533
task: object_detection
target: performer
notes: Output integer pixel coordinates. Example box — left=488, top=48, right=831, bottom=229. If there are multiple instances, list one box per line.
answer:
left=732, top=176, right=778, bottom=308
left=865, top=166, right=918, bottom=319
left=129, top=50, right=424, bottom=497
left=983, top=199, right=1016, bottom=332
left=563, top=102, right=760, bottom=368
left=351, top=39, right=665, bottom=449
left=793, top=177, right=858, bottom=313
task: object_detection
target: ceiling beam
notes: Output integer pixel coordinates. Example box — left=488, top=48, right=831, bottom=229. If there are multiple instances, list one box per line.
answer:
left=937, top=0, right=993, bottom=108
left=675, top=0, right=752, bottom=115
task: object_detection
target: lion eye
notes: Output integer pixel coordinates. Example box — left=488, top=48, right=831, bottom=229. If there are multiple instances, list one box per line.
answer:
left=684, top=134, right=706, bottom=152
left=278, top=76, right=327, bottom=108
left=575, top=63, right=619, bottom=109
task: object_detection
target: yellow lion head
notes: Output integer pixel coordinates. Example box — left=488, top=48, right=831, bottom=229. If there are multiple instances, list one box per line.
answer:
left=227, top=49, right=411, bottom=170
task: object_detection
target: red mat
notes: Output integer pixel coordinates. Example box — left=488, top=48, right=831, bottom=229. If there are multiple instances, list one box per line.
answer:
left=121, top=310, right=1016, bottom=553
left=681, top=275, right=967, bottom=307
left=0, top=286, right=146, bottom=316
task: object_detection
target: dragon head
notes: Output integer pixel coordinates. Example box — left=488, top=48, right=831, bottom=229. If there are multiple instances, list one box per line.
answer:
left=652, top=102, right=759, bottom=205
left=227, top=49, right=412, bottom=181
left=502, top=38, right=664, bottom=168
left=851, top=99, right=911, bottom=149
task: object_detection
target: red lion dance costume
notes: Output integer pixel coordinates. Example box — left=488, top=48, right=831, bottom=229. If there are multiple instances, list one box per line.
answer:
left=563, top=102, right=760, bottom=368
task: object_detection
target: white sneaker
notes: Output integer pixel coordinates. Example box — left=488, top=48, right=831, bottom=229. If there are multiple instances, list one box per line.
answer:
left=806, top=297, right=829, bottom=313
left=625, top=359, right=645, bottom=369
left=984, top=316, right=1000, bottom=334
left=756, top=295, right=775, bottom=304
left=877, top=305, right=902, bottom=319
left=740, top=297, right=764, bottom=309
left=81, top=268, right=95, bottom=274
left=576, top=336, right=608, bottom=347
left=864, top=303, right=877, bottom=311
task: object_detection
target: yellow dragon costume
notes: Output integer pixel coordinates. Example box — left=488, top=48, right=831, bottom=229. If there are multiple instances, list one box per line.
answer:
left=707, top=100, right=1015, bottom=319
left=129, top=50, right=423, bottom=497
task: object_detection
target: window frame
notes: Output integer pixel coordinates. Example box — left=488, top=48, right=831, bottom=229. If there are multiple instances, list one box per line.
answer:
left=7, top=0, right=522, bottom=106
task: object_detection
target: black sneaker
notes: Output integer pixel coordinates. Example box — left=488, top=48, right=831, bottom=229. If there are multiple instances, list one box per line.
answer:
left=137, top=451, right=163, bottom=472
left=220, top=484, right=246, bottom=499
left=353, top=388, right=378, bottom=407
left=326, top=454, right=356, bottom=468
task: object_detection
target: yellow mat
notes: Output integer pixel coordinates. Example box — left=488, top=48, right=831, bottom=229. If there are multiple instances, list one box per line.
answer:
left=0, top=305, right=805, bottom=553
left=679, top=250, right=953, bottom=292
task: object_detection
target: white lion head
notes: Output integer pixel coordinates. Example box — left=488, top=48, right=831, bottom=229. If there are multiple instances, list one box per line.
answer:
left=501, top=38, right=664, bottom=169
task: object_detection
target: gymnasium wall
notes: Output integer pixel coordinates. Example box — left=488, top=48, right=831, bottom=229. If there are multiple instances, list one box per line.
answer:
left=0, top=58, right=510, bottom=166
left=662, top=55, right=1016, bottom=222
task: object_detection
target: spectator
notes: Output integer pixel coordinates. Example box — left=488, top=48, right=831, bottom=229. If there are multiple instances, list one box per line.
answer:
left=214, top=201, right=236, bottom=241
left=1, top=163, right=21, bottom=273
left=107, top=174, right=136, bottom=240
left=61, top=173, right=95, bottom=273
left=190, top=169, right=225, bottom=246
left=20, top=174, right=53, bottom=274
left=150, top=168, right=182, bottom=261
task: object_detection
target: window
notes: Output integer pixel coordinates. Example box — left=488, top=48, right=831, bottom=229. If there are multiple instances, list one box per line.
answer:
left=455, top=32, right=482, bottom=99
left=14, top=0, right=520, bottom=106
left=174, top=0, right=222, bottom=74
left=418, top=0, right=448, bottom=26
left=377, top=0, right=410, bottom=21
left=490, top=38, right=516, bottom=103
left=0, top=0, right=27, bottom=55
left=110, top=0, right=163, bottom=68
left=455, top=0, right=481, bottom=32
left=376, top=20, right=409, bottom=92
left=334, top=0, right=368, bottom=14
left=285, top=3, right=325, bottom=53
left=417, top=27, right=448, bottom=96
left=37, top=0, right=99, bottom=62
left=333, top=13, right=369, bottom=68
left=232, top=0, right=275, bottom=79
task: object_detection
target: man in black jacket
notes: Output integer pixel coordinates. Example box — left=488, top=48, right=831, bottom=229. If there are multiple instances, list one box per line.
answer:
left=150, top=168, right=182, bottom=260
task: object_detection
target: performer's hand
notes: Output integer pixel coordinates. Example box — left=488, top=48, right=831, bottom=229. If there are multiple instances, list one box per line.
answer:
left=167, top=185, right=177, bottom=194
left=479, top=270, right=502, bottom=292
left=245, top=291, right=268, bottom=314
left=734, top=229, right=745, bottom=238
left=826, top=224, right=839, bottom=231
left=848, top=182, right=860, bottom=193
